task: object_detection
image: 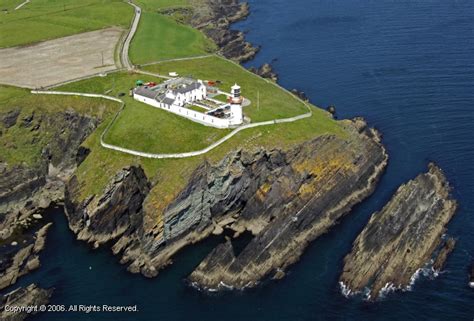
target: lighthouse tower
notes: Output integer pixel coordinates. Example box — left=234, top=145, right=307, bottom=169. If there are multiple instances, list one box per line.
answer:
left=229, top=83, right=243, bottom=125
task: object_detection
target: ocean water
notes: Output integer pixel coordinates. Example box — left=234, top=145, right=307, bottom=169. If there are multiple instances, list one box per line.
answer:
left=11, top=0, right=474, bottom=320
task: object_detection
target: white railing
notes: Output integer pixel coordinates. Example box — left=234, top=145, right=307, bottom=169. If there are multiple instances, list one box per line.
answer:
left=31, top=90, right=313, bottom=159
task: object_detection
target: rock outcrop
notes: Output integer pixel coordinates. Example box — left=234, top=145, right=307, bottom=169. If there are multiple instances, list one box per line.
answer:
left=249, top=63, right=278, bottom=82
left=0, top=107, right=104, bottom=287
left=65, top=118, right=388, bottom=288
left=339, top=164, right=457, bottom=300
left=0, top=110, right=99, bottom=238
left=0, top=223, right=52, bottom=291
left=189, top=0, right=258, bottom=62
left=0, top=284, right=53, bottom=321
left=65, top=166, right=150, bottom=249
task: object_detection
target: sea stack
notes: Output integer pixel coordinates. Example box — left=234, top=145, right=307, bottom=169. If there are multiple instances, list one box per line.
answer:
left=339, top=163, right=457, bottom=300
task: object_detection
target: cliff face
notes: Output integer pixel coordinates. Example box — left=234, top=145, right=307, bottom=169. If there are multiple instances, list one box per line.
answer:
left=339, top=164, right=457, bottom=300
left=65, top=119, right=388, bottom=287
left=65, top=166, right=150, bottom=249
left=0, top=110, right=99, bottom=232
left=0, top=108, right=102, bottom=290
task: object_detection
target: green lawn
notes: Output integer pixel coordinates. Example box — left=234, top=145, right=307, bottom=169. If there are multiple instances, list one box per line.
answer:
left=106, top=99, right=230, bottom=153
left=186, top=105, right=208, bottom=113
left=58, top=71, right=161, bottom=97
left=57, top=72, right=229, bottom=154
left=130, top=12, right=215, bottom=64
left=0, top=0, right=133, bottom=48
left=212, top=94, right=229, bottom=102
left=144, top=56, right=310, bottom=122
left=1, top=0, right=25, bottom=11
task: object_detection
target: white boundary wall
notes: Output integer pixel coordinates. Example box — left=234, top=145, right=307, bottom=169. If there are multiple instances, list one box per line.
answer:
left=135, top=94, right=232, bottom=129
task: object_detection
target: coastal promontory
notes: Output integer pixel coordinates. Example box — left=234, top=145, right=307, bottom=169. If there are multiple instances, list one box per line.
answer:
left=339, top=163, right=457, bottom=299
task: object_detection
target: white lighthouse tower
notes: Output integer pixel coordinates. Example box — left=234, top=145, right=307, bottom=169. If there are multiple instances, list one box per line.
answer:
left=229, top=83, right=243, bottom=125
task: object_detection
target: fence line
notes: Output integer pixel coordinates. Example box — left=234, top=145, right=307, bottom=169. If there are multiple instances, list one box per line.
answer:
left=31, top=90, right=312, bottom=159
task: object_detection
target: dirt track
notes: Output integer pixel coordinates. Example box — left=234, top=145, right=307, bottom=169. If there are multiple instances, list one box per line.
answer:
left=0, top=28, right=123, bottom=88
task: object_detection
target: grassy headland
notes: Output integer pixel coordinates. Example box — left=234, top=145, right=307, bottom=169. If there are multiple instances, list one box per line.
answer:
left=1, top=0, right=348, bottom=219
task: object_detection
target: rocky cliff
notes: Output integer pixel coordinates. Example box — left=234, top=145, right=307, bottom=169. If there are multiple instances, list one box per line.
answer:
left=339, top=163, right=457, bottom=300
left=0, top=105, right=105, bottom=289
left=0, top=284, right=52, bottom=321
left=65, top=118, right=388, bottom=287
left=0, top=109, right=99, bottom=236
left=189, top=0, right=258, bottom=62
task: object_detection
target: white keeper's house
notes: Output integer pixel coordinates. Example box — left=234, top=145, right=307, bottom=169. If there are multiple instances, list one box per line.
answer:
left=133, top=77, right=244, bottom=129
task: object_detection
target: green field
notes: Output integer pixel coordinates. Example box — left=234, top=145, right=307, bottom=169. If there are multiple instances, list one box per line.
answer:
left=0, top=0, right=133, bottom=48
left=0, top=85, right=118, bottom=167
left=134, top=0, right=190, bottom=11
left=129, top=12, right=215, bottom=64
left=144, top=56, right=310, bottom=122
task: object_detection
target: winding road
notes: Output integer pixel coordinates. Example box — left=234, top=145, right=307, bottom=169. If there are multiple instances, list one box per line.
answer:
left=30, top=2, right=315, bottom=159
left=120, top=1, right=141, bottom=70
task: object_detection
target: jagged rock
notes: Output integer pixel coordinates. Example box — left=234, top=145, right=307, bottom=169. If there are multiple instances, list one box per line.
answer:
left=189, top=0, right=258, bottom=62
left=20, top=113, right=34, bottom=128
left=0, top=223, right=52, bottom=291
left=64, top=119, right=387, bottom=287
left=1, top=109, right=20, bottom=128
left=249, top=63, right=278, bottom=82
left=433, top=237, right=456, bottom=271
left=339, top=164, right=457, bottom=300
left=0, top=284, right=53, bottom=321
left=65, top=166, right=150, bottom=249
left=187, top=124, right=387, bottom=290
left=75, top=146, right=90, bottom=166
left=290, top=89, right=308, bottom=101
left=0, top=109, right=100, bottom=244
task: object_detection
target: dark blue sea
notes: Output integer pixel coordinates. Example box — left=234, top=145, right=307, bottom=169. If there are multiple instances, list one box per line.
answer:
left=15, top=0, right=474, bottom=320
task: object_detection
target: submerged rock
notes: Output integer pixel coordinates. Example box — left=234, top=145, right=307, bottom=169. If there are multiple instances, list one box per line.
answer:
left=0, top=284, right=53, bottom=321
left=339, top=163, right=457, bottom=300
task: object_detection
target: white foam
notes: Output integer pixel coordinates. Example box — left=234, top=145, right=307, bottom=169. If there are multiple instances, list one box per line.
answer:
left=339, top=281, right=353, bottom=298
left=379, top=282, right=398, bottom=298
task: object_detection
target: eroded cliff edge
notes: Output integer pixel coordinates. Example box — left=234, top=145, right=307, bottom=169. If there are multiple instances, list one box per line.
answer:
left=339, top=163, right=457, bottom=300
left=0, top=100, right=112, bottom=290
left=65, top=118, right=388, bottom=288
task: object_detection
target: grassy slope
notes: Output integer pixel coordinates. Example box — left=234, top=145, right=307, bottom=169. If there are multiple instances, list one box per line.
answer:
left=0, top=0, right=133, bottom=48
left=129, top=12, right=215, bottom=64
left=144, top=56, right=310, bottom=121
left=0, top=86, right=118, bottom=167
